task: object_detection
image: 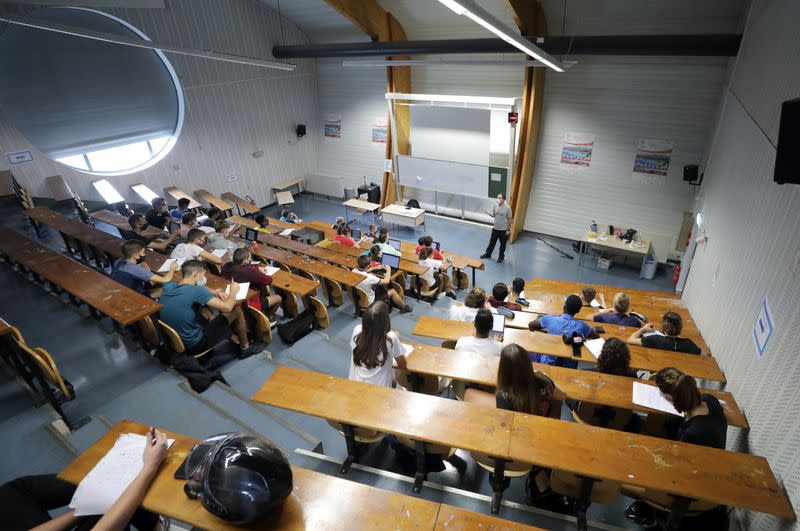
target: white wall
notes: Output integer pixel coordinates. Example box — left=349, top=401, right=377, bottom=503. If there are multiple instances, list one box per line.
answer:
left=682, top=0, right=800, bottom=528
left=0, top=0, right=318, bottom=207
left=524, top=56, right=730, bottom=261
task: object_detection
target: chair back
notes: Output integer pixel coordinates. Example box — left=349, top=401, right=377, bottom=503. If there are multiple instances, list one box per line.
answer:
left=322, top=278, right=344, bottom=306
left=11, top=327, right=73, bottom=400
left=246, top=306, right=272, bottom=344
left=453, top=269, right=469, bottom=290
left=641, top=489, right=719, bottom=515
left=157, top=319, right=186, bottom=353
left=394, top=369, right=442, bottom=395
left=326, top=420, right=385, bottom=444
left=441, top=340, right=457, bottom=349
left=308, top=295, right=329, bottom=329
left=550, top=469, right=621, bottom=504
left=575, top=402, right=633, bottom=430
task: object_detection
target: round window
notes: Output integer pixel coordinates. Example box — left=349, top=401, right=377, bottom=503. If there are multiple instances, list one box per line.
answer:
left=0, top=7, right=183, bottom=175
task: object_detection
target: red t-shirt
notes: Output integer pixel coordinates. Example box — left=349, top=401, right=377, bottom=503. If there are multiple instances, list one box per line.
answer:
left=487, top=297, right=522, bottom=311
left=221, top=262, right=273, bottom=311
left=414, top=245, right=443, bottom=260
left=334, top=234, right=356, bottom=246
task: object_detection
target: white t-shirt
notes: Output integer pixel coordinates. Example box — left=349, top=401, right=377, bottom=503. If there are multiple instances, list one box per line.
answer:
left=171, top=243, right=204, bottom=261
left=348, top=324, right=403, bottom=387
left=449, top=304, right=479, bottom=323
left=455, top=335, right=503, bottom=357
left=418, top=258, right=442, bottom=286
left=351, top=268, right=380, bottom=305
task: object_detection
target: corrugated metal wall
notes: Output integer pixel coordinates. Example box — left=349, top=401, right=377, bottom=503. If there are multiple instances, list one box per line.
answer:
left=0, top=0, right=318, bottom=207
left=683, top=1, right=800, bottom=529
left=525, top=56, right=730, bottom=260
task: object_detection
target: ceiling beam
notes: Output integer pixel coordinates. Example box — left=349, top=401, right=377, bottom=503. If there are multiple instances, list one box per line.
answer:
left=322, top=0, right=392, bottom=41
left=504, top=0, right=538, bottom=36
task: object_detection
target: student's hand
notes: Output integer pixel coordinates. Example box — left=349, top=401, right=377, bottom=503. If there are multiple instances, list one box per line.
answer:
left=228, top=281, right=239, bottom=298
left=495, top=334, right=504, bottom=342
left=598, top=294, right=607, bottom=307
left=143, top=428, right=168, bottom=473
left=505, top=230, right=511, bottom=236
left=169, top=261, right=179, bottom=272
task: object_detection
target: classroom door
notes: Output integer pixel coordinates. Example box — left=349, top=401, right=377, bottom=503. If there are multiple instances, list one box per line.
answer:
left=488, top=167, right=508, bottom=197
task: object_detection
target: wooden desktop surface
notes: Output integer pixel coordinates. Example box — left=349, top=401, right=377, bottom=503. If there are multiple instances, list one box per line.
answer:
left=525, top=278, right=681, bottom=301
left=322, top=240, right=429, bottom=276
left=402, top=343, right=746, bottom=428
left=221, top=192, right=260, bottom=215
left=245, top=239, right=365, bottom=288
left=412, top=316, right=725, bottom=382
left=194, top=189, right=233, bottom=211
left=581, top=235, right=652, bottom=256
left=343, top=198, right=381, bottom=211
left=0, top=226, right=161, bottom=326
left=397, top=241, right=485, bottom=271
left=273, top=177, right=305, bottom=190
left=163, top=186, right=201, bottom=209
left=89, top=209, right=166, bottom=239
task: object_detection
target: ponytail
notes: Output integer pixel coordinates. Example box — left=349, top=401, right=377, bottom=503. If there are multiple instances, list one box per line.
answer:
left=655, top=367, right=702, bottom=413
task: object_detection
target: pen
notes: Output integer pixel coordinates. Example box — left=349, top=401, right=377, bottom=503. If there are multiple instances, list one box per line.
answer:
left=149, top=426, right=157, bottom=445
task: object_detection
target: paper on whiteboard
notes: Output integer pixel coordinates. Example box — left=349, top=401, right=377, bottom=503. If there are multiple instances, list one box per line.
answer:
left=584, top=338, right=605, bottom=358
left=490, top=172, right=502, bottom=182
left=157, top=258, right=184, bottom=273
left=632, top=381, right=684, bottom=417
left=211, top=249, right=227, bottom=258
left=225, top=282, right=250, bottom=301
left=69, top=433, right=174, bottom=516
left=263, top=266, right=280, bottom=276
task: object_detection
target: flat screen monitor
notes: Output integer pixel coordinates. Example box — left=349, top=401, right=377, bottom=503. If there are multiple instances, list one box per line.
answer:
left=350, top=228, right=362, bottom=240
left=381, top=253, right=400, bottom=270
left=387, top=238, right=401, bottom=250
left=244, top=228, right=259, bottom=242
left=490, top=313, right=505, bottom=340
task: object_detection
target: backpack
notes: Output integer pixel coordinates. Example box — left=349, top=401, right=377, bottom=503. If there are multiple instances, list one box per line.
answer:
left=277, top=309, right=315, bottom=345
left=406, top=199, right=420, bottom=209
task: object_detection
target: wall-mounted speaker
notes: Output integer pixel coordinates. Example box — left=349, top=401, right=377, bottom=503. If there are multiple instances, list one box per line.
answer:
left=775, top=98, right=799, bottom=185
left=683, top=165, right=699, bottom=182
left=296, top=124, right=306, bottom=138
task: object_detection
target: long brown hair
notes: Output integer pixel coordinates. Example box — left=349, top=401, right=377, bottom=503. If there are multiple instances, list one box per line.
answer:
left=497, top=344, right=543, bottom=415
left=655, top=367, right=702, bottom=413
left=352, top=301, right=392, bottom=370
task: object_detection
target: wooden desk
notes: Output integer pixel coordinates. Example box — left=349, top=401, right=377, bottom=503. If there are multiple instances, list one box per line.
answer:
left=402, top=343, right=746, bottom=428
left=272, top=177, right=305, bottom=197
left=398, top=241, right=484, bottom=286
left=164, top=186, right=201, bottom=209
left=434, top=505, right=542, bottom=530
left=322, top=240, right=429, bottom=276
left=89, top=209, right=165, bottom=239
left=221, top=192, right=260, bottom=215
left=381, top=203, right=425, bottom=228
left=343, top=198, right=380, bottom=224
left=227, top=215, right=282, bottom=235
left=578, top=235, right=654, bottom=278
left=412, top=316, right=726, bottom=382
left=525, top=278, right=680, bottom=301
left=193, top=189, right=233, bottom=212
left=248, top=242, right=364, bottom=289
left=0, top=317, right=12, bottom=336
left=0, top=226, right=161, bottom=326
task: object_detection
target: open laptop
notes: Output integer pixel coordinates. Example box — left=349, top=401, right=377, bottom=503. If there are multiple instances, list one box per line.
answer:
left=432, top=241, right=441, bottom=251
left=387, top=238, right=401, bottom=250
left=490, top=313, right=505, bottom=340
left=381, top=252, right=400, bottom=271
left=350, top=228, right=362, bottom=241
left=244, top=227, right=259, bottom=242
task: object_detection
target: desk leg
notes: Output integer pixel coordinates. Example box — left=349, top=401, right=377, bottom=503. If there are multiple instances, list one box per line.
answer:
left=344, top=205, right=349, bottom=224
left=471, top=266, right=476, bottom=288
left=340, top=423, right=358, bottom=474
left=489, top=458, right=509, bottom=514
left=575, top=476, right=596, bottom=531
left=666, top=496, right=691, bottom=531
left=412, top=439, right=426, bottom=494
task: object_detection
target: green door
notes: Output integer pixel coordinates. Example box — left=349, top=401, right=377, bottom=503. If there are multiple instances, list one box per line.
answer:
left=487, top=166, right=508, bottom=198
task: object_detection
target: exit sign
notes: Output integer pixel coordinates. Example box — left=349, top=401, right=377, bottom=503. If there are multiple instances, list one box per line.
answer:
left=508, top=112, right=519, bottom=124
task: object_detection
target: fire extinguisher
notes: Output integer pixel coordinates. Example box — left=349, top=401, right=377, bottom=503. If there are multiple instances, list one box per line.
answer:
left=672, top=263, right=682, bottom=285
left=246, top=195, right=256, bottom=206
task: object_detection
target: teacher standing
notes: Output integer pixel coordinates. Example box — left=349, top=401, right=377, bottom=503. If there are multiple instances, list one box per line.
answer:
left=481, top=193, right=513, bottom=263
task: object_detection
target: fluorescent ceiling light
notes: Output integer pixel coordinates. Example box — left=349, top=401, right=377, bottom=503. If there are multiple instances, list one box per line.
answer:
left=386, top=92, right=517, bottom=107
left=344, top=59, right=577, bottom=68
left=131, top=183, right=159, bottom=203
left=92, top=179, right=125, bottom=204
left=436, top=0, right=564, bottom=72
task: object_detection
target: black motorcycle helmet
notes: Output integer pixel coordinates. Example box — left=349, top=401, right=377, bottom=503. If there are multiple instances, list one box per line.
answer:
left=184, top=433, right=293, bottom=524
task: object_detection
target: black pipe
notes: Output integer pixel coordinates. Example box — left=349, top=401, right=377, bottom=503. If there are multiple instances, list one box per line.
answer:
left=274, top=35, right=741, bottom=59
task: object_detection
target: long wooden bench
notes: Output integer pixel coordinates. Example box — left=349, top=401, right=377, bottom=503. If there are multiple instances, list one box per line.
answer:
left=321, top=240, right=429, bottom=276
left=58, top=420, right=542, bottom=530
left=527, top=278, right=681, bottom=300
left=221, top=192, right=260, bottom=215
left=254, top=367, right=794, bottom=524
left=89, top=209, right=166, bottom=239
left=401, top=343, right=746, bottom=428
left=163, top=186, right=201, bottom=209
left=194, top=188, right=233, bottom=213
left=412, top=316, right=726, bottom=382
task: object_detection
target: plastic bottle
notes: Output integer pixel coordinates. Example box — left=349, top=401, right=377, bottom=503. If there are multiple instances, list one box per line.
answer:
left=590, top=220, right=598, bottom=233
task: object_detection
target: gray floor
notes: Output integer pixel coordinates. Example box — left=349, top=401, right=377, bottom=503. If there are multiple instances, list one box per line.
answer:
left=0, top=194, right=676, bottom=529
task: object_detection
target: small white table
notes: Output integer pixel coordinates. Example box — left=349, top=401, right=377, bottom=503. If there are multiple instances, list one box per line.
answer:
left=578, top=234, right=655, bottom=278
left=343, top=198, right=381, bottom=225
left=381, top=203, right=425, bottom=230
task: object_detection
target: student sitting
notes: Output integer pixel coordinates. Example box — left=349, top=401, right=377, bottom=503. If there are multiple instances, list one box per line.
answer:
left=206, top=221, right=242, bottom=256
left=579, top=285, right=605, bottom=308
left=334, top=226, right=357, bottom=246
left=279, top=209, right=301, bottom=223
left=448, top=288, right=486, bottom=322
left=496, top=344, right=565, bottom=417
left=170, top=197, right=191, bottom=219
left=127, top=213, right=177, bottom=251
left=331, top=216, right=346, bottom=230
left=455, top=308, right=503, bottom=356
left=375, top=233, right=401, bottom=257
left=159, top=260, right=263, bottom=357
left=171, top=229, right=225, bottom=266
left=359, top=244, right=382, bottom=268
left=415, top=235, right=443, bottom=260
left=179, top=212, right=198, bottom=238
left=254, top=214, right=270, bottom=232
left=509, top=277, right=526, bottom=301
left=0, top=428, right=169, bottom=531
left=528, top=294, right=599, bottom=368
left=201, top=207, right=223, bottom=228
left=589, top=292, right=643, bottom=327
left=627, top=311, right=702, bottom=355
left=486, top=283, right=522, bottom=311
left=222, top=248, right=282, bottom=318
left=111, top=240, right=178, bottom=297
left=418, top=247, right=456, bottom=300
left=365, top=224, right=378, bottom=240
left=374, top=226, right=388, bottom=244
left=592, top=337, right=639, bottom=378
left=625, top=367, right=728, bottom=528
left=349, top=301, right=407, bottom=387
left=145, top=197, right=171, bottom=230
left=351, top=255, right=412, bottom=314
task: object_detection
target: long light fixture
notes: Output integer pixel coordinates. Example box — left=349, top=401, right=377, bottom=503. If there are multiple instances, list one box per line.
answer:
left=92, top=179, right=125, bottom=204
left=386, top=92, right=517, bottom=107
left=436, top=0, right=564, bottom=72
left=131, top=183, right=159, bottom=203
left=344, top=59, right=577, bottom=68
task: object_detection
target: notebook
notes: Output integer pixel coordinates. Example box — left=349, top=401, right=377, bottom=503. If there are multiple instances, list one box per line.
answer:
left=157, top=258, right=184, bottom=273
left=632, top=381, right=684, bottom=417
left=225, top=282, right=250, bottom=301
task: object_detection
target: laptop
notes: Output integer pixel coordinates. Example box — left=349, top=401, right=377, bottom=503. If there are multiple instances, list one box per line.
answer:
left=490, top=313, right=505, bottom=340
left=432, top=241, right=441, bottom=251
left=387, top=238, right=401, bottom=250
left=350, top=228, right=362, bottom=241
left=244, top=228, right=259, bottom=242
left=381, top=253, right=400, bottom=271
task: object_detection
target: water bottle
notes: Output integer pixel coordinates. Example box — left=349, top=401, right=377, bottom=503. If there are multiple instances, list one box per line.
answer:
left=590, top=220, right=598, bottom=233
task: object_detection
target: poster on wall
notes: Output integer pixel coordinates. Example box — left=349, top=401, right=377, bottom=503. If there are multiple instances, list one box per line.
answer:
left=559, top=132, right=594, bottom=170
left=632, top=138, right=673, bottom=185
left=371, top=117, right=388, bottom=144
left=324, top=113, right=341, bottom=139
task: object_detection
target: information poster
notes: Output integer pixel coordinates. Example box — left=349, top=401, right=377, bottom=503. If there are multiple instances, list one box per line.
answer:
left=371, top=117, right=387, bottom=144
left=324, top=113, right=341, bottom=139
left=560, top=132, right=594, bottom=170
left=632, top=138, right=673, bottom=185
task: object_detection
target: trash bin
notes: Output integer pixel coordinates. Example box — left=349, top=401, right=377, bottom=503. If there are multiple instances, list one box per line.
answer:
left=597, top=256, right=613, bottom=270
left=344, top=187, right=357, bottom=200
left=642, top=258, right=657, bottom=279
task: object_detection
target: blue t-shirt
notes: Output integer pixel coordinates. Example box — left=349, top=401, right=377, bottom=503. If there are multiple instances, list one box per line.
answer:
left=279, top=216, right=298, bottom=224
left=534, top=314, right=593, bottom=368
left=110, top=259, right=153, bottom=293
left=158, top=281, right=213, bottom=348
left=593, top=312, right=642, bottom=327
left=170, top=208, right=186, bottom=219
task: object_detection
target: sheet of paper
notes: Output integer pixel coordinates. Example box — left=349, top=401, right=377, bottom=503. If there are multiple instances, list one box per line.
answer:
left=642, top=330, right=665, bottom=337
left=632, top=381, right=684, bottom=417
left=157, top=257, right=184, bottom=273
left=263, top=266, right=280, bottom=276
left=590, top=299, right=601, bottom=308
left=490, top=172, right=502, bottom=182
left=225, top=282, right=250, bottom=301
left=199, top=226, right=215, bottom=234
left=400, top=343, right=414, bottom=357
left=584, top=337, right=605, bottom=359
left=69, top=433, right=174, bottom=517
left=279, top=228, right=293, bottom=237
left=211, top=249, right=227, bottom=258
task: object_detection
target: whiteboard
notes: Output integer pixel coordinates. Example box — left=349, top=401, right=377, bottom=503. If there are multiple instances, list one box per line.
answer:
left=397, top=155, right=488, bottom=197
left=409, top=106, right=490, bottom=166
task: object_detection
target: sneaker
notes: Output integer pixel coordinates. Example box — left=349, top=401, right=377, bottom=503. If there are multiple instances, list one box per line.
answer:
left=624, top=501, right=658, bottom=528
left=480, top=253, right=491, bottom=259
left=497, top=257, right=505, bottom=263
left=239, top=341, right=267, bottom=359
left=446, top=291, right=457, bottom=300
left=399, top=304, right=413, bottom=314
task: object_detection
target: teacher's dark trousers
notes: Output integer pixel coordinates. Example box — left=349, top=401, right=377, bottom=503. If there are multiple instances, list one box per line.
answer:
left=485, top=229, right=508, bottom=259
